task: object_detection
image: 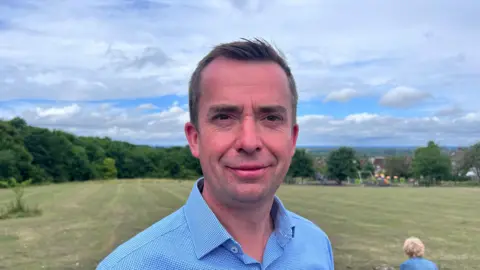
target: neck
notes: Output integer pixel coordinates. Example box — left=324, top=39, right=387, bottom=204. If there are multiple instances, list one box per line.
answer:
left=202, top=184, right=275, bottom=262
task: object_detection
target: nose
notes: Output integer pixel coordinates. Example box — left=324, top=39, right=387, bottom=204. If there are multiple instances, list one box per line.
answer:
left=235, top=117, right=262, bottom=154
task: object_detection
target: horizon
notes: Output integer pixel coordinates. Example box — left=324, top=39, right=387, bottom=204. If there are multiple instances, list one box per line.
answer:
left=2, top=115, right=468, bottom=149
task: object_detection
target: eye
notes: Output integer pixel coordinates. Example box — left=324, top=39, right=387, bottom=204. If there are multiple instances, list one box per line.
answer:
left=212, top=114, right=231, bottom=121
left=265, top=115, right=283, bottom=122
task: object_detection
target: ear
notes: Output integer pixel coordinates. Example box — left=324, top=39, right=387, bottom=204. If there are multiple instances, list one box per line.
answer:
left=185, top=122, right=200, bottom=158
left=290, top=124, right=299, bottom=157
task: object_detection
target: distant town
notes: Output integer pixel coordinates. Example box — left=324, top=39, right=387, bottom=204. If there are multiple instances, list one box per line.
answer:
left=301, top=146, right=479, bottom=183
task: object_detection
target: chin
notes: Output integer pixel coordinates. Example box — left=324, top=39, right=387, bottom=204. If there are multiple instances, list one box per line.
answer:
left=227, top=181, right=275, bottom=204
left=230, top=192, right=267, bottom=204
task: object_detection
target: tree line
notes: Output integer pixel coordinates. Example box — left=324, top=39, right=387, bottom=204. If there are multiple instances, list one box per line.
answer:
left=1, top=117, right=478, bottom=186
left=0, top=117, right=203, bottom=185
left=0, top=117, right=315, bottom=185
left=321, top=141, right=479, bottom=185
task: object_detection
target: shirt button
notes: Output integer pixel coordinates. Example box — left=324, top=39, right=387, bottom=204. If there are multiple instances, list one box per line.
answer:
left=231, top=246, right=238, bottom=253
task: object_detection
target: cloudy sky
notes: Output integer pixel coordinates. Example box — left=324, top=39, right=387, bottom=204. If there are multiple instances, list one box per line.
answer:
left=1, top=0, right=479, bottom=147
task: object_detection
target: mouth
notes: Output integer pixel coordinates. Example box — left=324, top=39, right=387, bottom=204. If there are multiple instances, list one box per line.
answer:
left=226, top=165, right=269, bottom=179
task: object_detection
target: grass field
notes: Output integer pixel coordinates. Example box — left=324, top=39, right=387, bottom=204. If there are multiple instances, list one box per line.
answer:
left=0, top=179, right=479, bottom=270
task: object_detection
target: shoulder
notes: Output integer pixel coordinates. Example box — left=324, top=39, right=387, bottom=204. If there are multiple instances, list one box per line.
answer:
left=288, top=210, right=331, bottom=242
left=400, top=258, right=438, bottom=269
left=400, top=259, right=412, bottom=267
left=423, top=258, right=438, bottom=269
left=287, top=210, right=334, bottom=267
left=96, top=207, right=188, bottom=270
left=288, top=210, right=333, bottom=252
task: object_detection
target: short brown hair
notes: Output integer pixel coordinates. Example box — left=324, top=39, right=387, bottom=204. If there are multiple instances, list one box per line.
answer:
left=188, top=38, right=298, bottom=129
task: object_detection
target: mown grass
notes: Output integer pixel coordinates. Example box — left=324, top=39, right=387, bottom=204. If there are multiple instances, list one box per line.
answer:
left=0, top=180, right=478, bottom=270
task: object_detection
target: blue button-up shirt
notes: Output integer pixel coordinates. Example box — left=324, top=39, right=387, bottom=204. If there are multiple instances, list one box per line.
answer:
left=97, top=178, right=334, bottom=269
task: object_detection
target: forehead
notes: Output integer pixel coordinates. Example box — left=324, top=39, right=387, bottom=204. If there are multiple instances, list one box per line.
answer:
left=199, top=57, right=291, bottom=107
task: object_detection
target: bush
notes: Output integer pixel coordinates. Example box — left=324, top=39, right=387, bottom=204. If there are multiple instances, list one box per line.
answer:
left=0, top=198, right=42, bottom=220
left=0, top=181, right=8, bottom=189
left=0, top=178, right=42, bottom=220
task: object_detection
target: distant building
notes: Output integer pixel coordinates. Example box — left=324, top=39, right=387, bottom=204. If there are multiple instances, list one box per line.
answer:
left=370, top=156, right=386, bottom=173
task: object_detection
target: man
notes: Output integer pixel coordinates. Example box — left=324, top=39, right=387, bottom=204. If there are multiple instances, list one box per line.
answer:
left=97, top=38, right=334, bottom=269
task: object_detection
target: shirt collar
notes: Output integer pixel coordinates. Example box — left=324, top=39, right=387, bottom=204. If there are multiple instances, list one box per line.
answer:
left=183, top=177, right=296, bottom=259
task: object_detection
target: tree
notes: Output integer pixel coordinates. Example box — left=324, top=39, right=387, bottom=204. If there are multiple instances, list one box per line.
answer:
left=0, top=121, right=36, bottom=183
left=69, top=146, right=95, bottom=181
left=9, top=117, right=28, bottom=131
left=412, top=141, right=451, bottom=186
left=23, top=127, right=76, bottom=182
left=326, top=147, right=358, bottom=184
left=287, top=149, right=315, bottom=183
left=100, top=158, right=118, bottom=179
left=385, top=156, right=411, bottom=178
left=462, top=142, right=480, bottom=180
left=363, top=161, right=375, bottom=174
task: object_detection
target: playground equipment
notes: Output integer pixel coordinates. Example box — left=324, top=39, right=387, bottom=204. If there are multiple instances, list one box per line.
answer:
left=357, top=170, right=375, bottom=184
left=357, top=170, right=400, bottom=186
left=374, top=173, right=393, bottom=185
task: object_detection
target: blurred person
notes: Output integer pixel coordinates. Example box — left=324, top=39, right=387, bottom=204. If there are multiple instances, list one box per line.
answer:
left=97, top=38, right=334, bottom=269
left=400, top=237, right=438, bottom=270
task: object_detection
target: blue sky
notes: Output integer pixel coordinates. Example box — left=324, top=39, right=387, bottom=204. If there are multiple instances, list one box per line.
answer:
left=0, top=0, right=479, bottom=146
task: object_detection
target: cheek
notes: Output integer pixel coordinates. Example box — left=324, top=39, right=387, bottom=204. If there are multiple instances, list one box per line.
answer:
left=262, top=132, right=295, bottom=152
left=199, top=131, right=235, bottom=155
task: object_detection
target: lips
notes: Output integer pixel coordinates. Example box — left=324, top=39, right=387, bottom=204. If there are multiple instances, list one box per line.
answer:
left=226, top=164, right=268, bottom=179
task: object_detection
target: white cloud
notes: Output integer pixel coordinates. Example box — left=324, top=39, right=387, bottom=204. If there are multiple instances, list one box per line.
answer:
left=137, top=103, right=159, bottom=110
left=0, top=0, right=478, bottom=105
left=0, top=101, right=189, bottom=145
left=460, top=112, right=480, bottom=122
left=344, top=113, right=380, bottom=123
left=35, top=104, right=81, bottom=118
left=379, top=86, right=432, bottom=108
left=297, top=112, right=480, bottom=146
left=323, top=88, right=361, bottom=103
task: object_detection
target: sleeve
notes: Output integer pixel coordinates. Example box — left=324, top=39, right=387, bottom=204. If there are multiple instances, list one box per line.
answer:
left=325, top=235, right=335, bottom=270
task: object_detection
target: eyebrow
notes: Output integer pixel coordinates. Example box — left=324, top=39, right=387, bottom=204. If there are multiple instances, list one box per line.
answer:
left=207, top=104, right=243, bottom=116
left=207, top=104, right=287, bottom=116
left=257, top=105, right=287, bottom=114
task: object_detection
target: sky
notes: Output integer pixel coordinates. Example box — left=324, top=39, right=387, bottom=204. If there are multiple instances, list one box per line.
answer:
left=0, top=0, right=479, bottom=147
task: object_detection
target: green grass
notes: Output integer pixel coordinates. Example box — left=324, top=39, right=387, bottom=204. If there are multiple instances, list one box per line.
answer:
left=0, top=180, right=478, bottom=270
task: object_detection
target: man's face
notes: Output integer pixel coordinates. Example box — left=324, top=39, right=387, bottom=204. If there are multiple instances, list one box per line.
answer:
left=185, top=57, right=299, bottom=206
